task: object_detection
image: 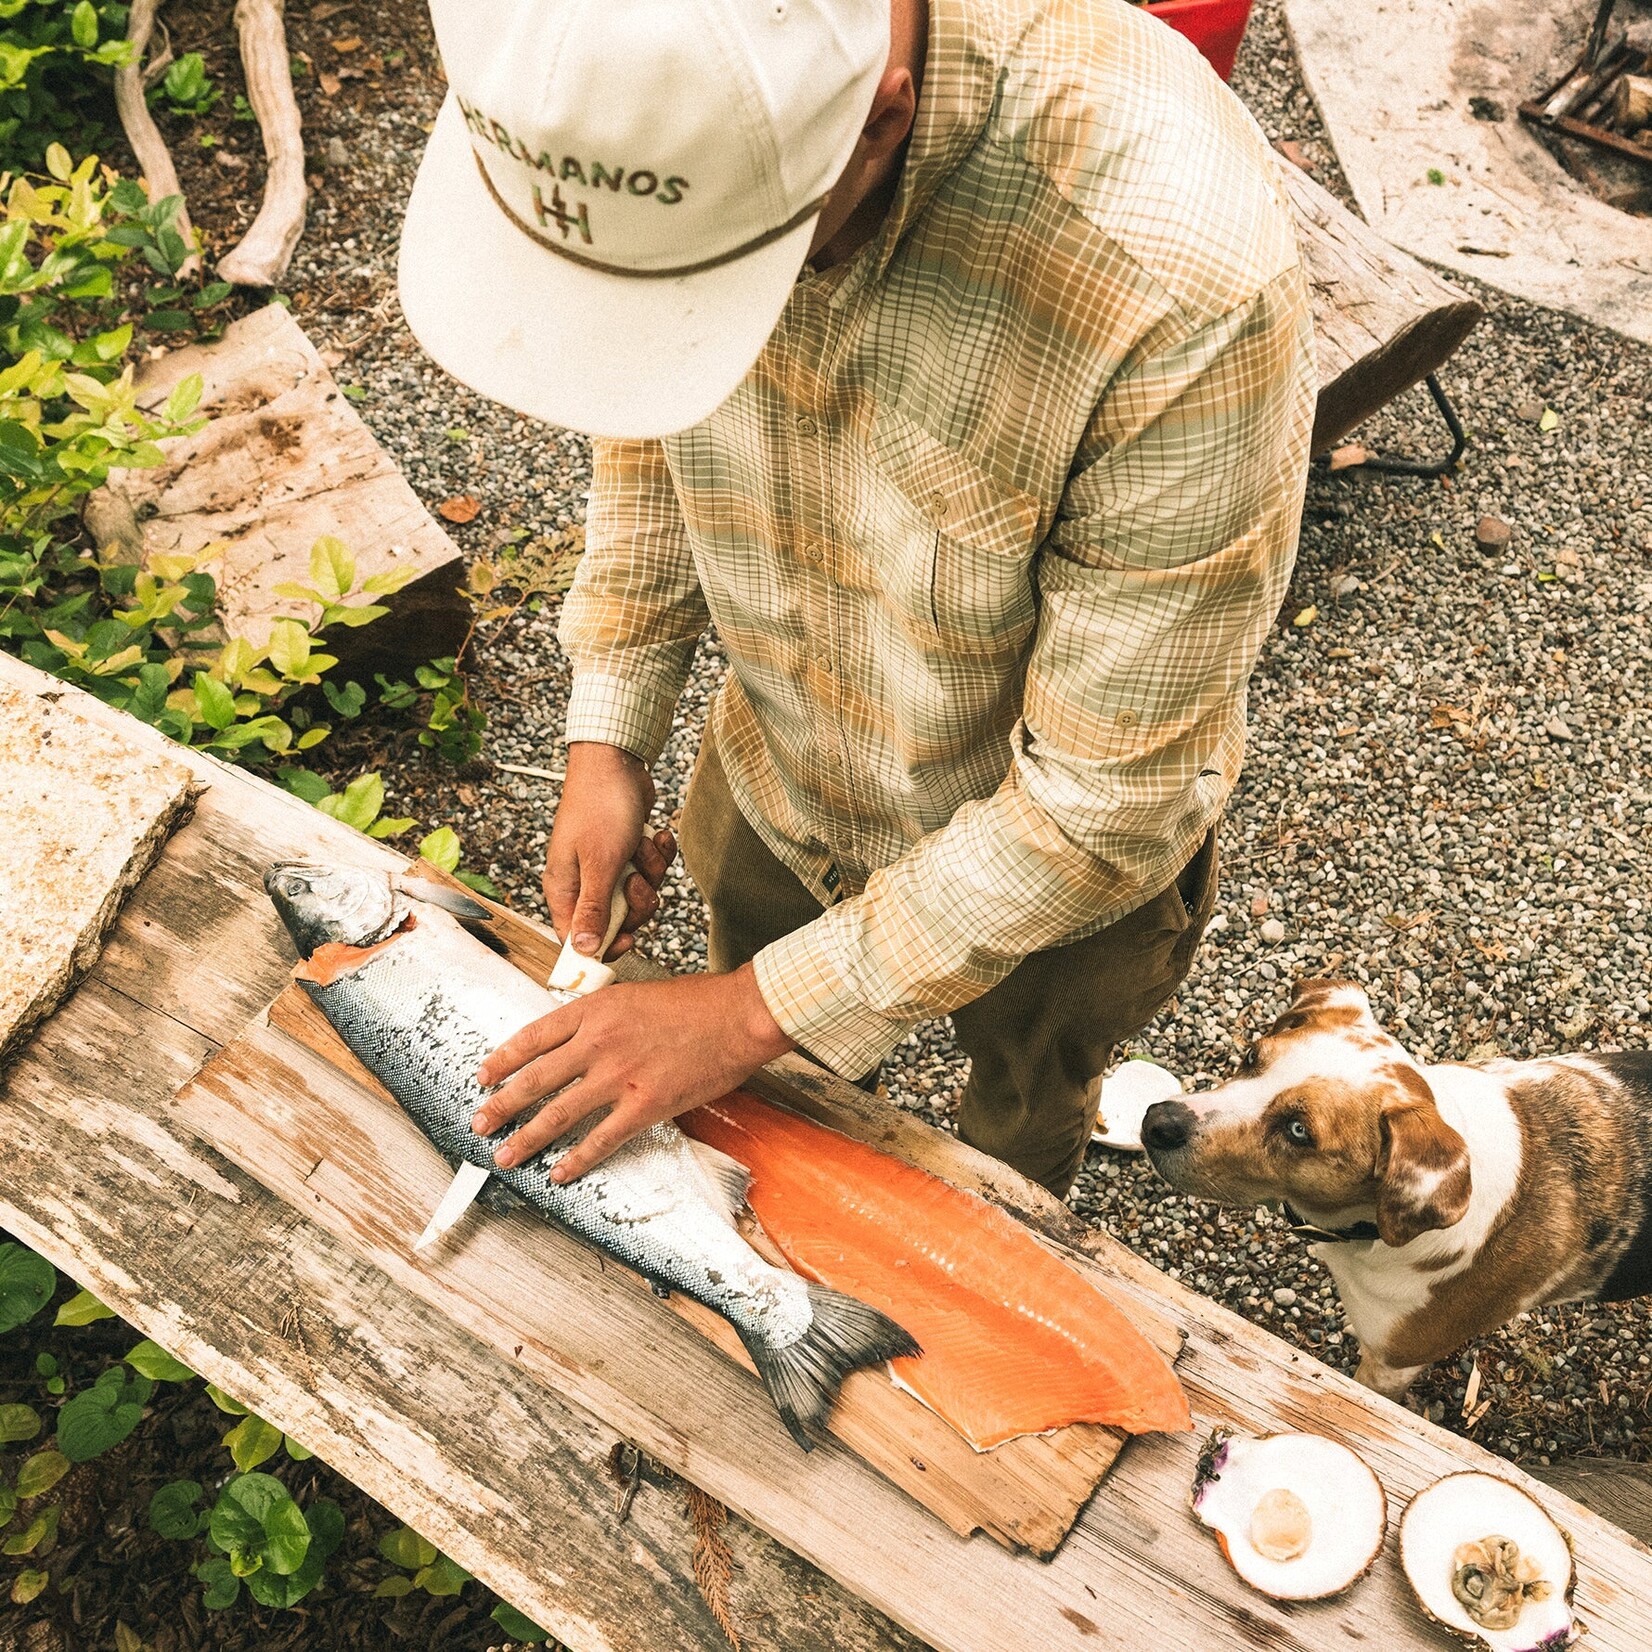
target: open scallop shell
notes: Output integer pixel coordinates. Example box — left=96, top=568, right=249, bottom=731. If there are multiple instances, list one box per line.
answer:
left=1191, top=1428, right=1387, bottom=1601
left=1399, top=1472, right=1581, bottom=1651
left=1091, top=1058, right=1183, bottom=1151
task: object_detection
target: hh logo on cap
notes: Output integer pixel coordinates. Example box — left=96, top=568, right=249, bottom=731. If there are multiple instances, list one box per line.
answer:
left=459, top=96, right=689, bottom=247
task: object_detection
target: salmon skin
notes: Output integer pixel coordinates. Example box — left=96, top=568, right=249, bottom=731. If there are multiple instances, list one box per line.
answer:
left=683, top=1092, right=1192, bottom=1449
left=262, top=862, right=919, bottom=1450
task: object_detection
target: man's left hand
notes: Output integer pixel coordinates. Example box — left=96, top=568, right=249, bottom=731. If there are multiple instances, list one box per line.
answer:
left=474, top=967, right=795, bottom=1182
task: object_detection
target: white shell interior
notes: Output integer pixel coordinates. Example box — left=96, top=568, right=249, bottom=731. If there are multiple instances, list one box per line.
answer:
left=1194, top=1432, right=1386, bottom=1601
left=1092, top=1059, right=1183, bottom=1151
left=1400, top=1473, right=1577, bottom=1652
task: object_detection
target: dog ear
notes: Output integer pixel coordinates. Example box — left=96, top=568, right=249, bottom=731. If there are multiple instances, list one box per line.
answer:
left=1290, top=977, right=1376, bottom=1022
left=1375, top=1067, right=1472, bottom=1247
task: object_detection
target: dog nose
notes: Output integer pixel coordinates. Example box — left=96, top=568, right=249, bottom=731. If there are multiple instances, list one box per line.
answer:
left=1142, top=1100, right=1195, bottom=1154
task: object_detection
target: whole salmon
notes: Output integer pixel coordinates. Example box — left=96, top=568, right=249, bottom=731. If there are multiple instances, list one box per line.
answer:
left=263, top=861, right=918, bottom=1449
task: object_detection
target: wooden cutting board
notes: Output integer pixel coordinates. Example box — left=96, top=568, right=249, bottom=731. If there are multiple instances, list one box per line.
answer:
left=172, top=871, right=1185, bottom=1558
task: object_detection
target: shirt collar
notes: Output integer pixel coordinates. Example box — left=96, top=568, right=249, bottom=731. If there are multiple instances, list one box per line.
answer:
left=822, top=0, right=1025, bottom=304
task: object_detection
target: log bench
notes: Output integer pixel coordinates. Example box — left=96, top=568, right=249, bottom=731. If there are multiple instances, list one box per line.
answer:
left=1282, top=161, right=1484, bottom=457
left=2, top=650, right=1646, bottom=1652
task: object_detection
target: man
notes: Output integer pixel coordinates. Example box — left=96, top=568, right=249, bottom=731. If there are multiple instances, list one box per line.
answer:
left=398, top=0, right=1315, bottom=1195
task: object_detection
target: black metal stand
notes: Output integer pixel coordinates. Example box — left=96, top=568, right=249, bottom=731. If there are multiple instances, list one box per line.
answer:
left=1332, top=374, right=1468, bottom=480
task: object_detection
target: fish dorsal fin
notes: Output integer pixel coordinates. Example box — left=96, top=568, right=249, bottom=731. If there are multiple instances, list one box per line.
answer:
left=686, top=1137, right=752, bottom=1225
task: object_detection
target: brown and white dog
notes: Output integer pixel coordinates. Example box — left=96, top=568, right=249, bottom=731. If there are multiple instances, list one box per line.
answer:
left=1141, top=979, right=1652, bottom=1399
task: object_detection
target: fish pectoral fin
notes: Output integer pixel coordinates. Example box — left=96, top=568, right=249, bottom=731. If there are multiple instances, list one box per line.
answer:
left=413, top=1160, right=493, bottom=1254
left=399, top=877, right=511, bottom=955
left=399, top=876, right=491, bottom=923
left=686, top=1138, right=752, bottom=1226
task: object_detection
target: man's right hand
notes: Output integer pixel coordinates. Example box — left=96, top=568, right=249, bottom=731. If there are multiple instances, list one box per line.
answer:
left=544, top=742, right=676, bottom=959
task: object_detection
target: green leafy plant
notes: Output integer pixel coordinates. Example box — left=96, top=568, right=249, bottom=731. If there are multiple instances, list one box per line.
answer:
left=157, top=1473, right=345, bottom=1611
left=0, top=2, right=134, bottom=172
left=0, top=1244, right=54, bottom=1334
left=152, top=51, right=217, bottom=118
left=491, top=1601, right=553, bottom=1643
left=374, top=1523, right=472, bottom=1602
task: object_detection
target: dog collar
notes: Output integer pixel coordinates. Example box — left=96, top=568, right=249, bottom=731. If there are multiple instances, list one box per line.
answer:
left=1284, top=1205, right=1382, bottom=1244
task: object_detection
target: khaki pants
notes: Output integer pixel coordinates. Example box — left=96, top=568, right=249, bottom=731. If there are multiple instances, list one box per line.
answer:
left=678, top=735, right=1220, bottom=1198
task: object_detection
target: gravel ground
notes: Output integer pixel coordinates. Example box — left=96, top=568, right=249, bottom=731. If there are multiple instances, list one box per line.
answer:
left=232, top=1, right=1652, bottom=1468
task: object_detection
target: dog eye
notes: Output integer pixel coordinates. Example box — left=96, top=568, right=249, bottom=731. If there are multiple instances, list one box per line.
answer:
left=1284, top=1118, right=1313, bottom=1146
left=1240, top=1045, right=1260, bottom=1070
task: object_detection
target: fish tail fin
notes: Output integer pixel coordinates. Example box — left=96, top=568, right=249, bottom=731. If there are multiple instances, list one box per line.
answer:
left=742, top=1285, right=920, bottom=1452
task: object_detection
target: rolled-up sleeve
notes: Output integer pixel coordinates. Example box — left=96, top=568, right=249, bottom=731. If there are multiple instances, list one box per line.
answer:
left=753, top=267, right=1316, bottom=1077
left=559, top=437, right=708, bottom=765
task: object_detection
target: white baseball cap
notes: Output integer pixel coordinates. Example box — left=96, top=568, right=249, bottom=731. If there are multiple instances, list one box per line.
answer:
left=399, top=0, right=891, bottom=439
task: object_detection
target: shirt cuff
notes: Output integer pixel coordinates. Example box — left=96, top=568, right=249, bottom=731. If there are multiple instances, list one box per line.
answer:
left=753, top=919, right=914, bottom=1081
left=563, top=671, right=677, bottom=767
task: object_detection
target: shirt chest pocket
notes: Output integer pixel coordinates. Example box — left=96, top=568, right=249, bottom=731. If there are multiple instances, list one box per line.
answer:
left=865, top=408, right=1045, bottom=663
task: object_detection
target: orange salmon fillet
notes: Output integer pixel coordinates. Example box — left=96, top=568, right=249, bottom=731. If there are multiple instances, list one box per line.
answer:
left=682, top=1091, right=1191, bottom=1450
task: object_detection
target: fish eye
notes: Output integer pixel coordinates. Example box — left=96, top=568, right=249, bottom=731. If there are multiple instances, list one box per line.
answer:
left=1283, top=1117, right=1313, bottom=1147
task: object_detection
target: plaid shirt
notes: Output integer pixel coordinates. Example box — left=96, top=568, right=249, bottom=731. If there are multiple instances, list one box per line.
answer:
left=560, top=0, right=1316, bottom=1078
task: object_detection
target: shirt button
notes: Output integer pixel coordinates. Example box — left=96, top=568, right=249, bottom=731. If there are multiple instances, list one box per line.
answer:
left=795, top=414, right=818, bottom=436
left=928, top=491, right=948, bottom=522
left=1116, top=708, right=1140, bottom=728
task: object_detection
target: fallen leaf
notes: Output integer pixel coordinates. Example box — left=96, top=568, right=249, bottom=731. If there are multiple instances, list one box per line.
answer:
left=1430, top=531, right=1447, bottom=551
left=1275, top=139, right=1314, bottom=173
left=1292, top=605, right=1317, bottom=627
left=1539, top=407, right=1559, bottom=432
left=1430, top=703, right=1470, bottom=728
left=1328, top=443, right=1366, bottom=471
left=1326, top=647, right=1354, bottom=660
left=319, top=70, right=342, bottom=96
left=331, top=35, right=363, bottom=51
left=438, top=495, right=482, bottom=524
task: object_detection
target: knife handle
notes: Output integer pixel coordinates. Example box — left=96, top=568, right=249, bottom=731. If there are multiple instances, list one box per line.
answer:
left=547, top=859, right=638, bottom=995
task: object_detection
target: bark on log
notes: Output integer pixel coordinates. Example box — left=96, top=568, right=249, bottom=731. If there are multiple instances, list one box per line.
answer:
left=217, top=0, right=308, bottom=287
left=1282, top=160, right=1485, bottom=455
left=111, top=0, right=202, bottom=278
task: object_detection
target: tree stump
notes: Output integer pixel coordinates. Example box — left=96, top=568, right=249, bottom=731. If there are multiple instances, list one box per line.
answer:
left=85, top=304, right=471, bottom=680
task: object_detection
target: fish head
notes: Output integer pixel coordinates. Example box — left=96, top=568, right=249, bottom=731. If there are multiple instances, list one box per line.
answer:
left=263, top=861, right=408, bottom=957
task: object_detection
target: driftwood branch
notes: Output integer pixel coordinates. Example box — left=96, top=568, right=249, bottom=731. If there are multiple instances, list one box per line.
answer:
left=217, top=0, right=308, bottom=287
left=111, top=0, right=202, bottom=278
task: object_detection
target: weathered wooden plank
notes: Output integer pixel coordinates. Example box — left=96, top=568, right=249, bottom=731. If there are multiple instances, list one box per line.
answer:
left=211, top=987, right=1159, bottom=1559
left=0, top=685, right=197, bottom=1063
left=267, top=872, right=1188, bottom=1557
left=0, top=977, right=920, bottom=1652
left=4, top=653, right=1650, bottom=1652
left=83, top=303, right=469, bottom=677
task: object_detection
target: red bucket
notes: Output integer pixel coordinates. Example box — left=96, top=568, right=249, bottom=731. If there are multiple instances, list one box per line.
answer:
left=1145, top=0, right=1255, bottom=83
